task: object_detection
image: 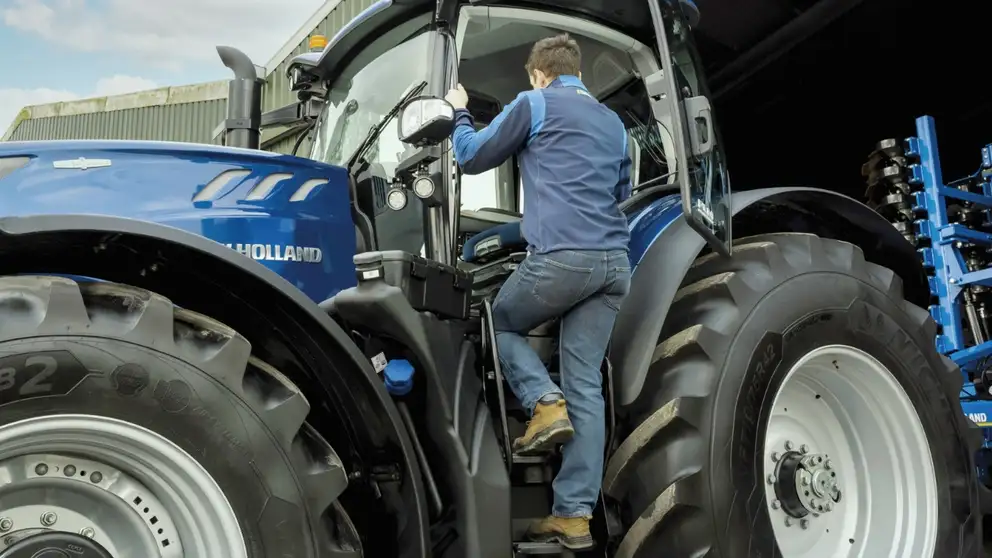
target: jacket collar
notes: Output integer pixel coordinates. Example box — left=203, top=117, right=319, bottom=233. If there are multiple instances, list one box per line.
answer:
left=549, top=75, right=587, bottom=91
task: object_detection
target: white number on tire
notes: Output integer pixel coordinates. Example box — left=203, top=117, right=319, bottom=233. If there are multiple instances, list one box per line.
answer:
left=20, top=355, right=57, bottom=394
left=0, top=367, right=13, bottom=391
left=0, top=355, right=57, bottom=395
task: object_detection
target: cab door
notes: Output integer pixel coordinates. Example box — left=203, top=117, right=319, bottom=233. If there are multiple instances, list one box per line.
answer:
left=647, top=0, right=733, bottom=256
left=436, top=0, right=733, bottom=255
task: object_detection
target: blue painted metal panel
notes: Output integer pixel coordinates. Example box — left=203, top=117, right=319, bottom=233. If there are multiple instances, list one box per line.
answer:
left=626, top=193, right=684, bottom=268
left=0, top=140, right=358, bottom=302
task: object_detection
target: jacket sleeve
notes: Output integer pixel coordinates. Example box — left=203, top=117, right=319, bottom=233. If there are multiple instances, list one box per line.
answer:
left=451, top=91, right=534, bottom=175
left=615, top=130, right=633, bottom=203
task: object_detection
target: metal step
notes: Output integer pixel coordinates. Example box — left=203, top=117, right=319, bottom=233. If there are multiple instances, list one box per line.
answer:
left=513, top=541, right=568, bottom=556
left=510, top=452, right=554, bottom=485
left=512, top=453, right=550, bottom=465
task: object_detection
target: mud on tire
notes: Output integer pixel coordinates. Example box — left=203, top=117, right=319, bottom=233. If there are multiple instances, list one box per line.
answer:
left=603, top=233, right=983, bottom=557
left=0, top=276, right=361, bottom=557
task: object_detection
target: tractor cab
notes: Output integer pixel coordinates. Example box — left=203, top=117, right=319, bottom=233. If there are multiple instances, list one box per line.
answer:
left=289, top=0, right=732, bottom=277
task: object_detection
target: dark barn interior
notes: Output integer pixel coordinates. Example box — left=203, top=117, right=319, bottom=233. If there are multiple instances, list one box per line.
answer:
left=696, top=0, right=986, bottom=201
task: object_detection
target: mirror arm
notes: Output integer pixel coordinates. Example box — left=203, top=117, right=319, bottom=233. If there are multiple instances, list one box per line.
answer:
left=260, top=99, right=323, bottom=130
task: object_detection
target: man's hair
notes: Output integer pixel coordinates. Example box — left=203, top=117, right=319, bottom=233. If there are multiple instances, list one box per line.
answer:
left=525, top=34, right=581, bottom=79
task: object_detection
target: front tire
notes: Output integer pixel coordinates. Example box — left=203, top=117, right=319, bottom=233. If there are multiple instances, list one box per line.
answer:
left=0, top=276, right=362, bottom=557
left=604, top=233, right=982, bottom=557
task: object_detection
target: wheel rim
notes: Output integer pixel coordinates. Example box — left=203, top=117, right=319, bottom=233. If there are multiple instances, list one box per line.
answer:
left=0, top=414, right=246, bottom=558
left=763, top=345, right=938, bottom=557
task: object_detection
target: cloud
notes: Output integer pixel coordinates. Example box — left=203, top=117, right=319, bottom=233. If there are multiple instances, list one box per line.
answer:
left=93, top=75, right=159, bottom=96
left=1, top=74, right=159, bottom=136
left=2, top=0, right=326, bottom=70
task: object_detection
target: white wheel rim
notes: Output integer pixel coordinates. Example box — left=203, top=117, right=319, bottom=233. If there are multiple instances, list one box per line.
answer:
left=0, top=414, right=247, bottom=557
left=764, top=345, right=938, bottom=557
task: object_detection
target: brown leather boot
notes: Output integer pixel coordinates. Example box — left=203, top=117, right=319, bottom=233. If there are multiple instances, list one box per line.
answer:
left=525, top=515, right=594, bottom=550
left=512, top=398, right=574, bottom=455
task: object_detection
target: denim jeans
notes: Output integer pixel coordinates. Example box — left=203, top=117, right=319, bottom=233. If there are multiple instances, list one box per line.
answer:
left=492, top=248, right=631, bottom=518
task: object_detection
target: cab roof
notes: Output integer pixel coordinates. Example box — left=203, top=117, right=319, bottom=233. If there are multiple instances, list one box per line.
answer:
left=313, top=0, right=864, bottom=91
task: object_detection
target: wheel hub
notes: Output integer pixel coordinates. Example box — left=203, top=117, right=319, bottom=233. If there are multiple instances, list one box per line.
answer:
left=0, top=531, right=113, bottom=558
left=770, top=443, right=842, bottom=524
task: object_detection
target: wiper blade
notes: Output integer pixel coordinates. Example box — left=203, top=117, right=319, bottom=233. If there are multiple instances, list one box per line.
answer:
left=347, top=80, right=428, bottom=171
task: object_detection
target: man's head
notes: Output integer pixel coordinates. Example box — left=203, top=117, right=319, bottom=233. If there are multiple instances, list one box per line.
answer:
left=526, top=34, right=581, bottom=90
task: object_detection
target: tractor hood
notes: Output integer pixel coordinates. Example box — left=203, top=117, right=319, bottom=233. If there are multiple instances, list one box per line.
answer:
left=0, top=139, right=350, bottom=219
left=0, top=139, right=359, bottom=301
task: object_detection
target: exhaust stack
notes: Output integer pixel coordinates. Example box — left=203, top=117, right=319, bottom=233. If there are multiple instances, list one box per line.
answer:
left=217, top=46, right=263, bottom=149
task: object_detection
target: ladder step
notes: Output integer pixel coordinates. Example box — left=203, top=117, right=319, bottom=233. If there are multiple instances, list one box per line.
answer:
left=512, top=453, right=550, bottom=465
left=513, top=541, right=568, bottom=556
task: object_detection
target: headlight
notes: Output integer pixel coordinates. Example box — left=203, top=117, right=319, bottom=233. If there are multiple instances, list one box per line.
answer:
left=386, top=187, right=408, bottom=211
left=398, top=97, right=455, bottom=146
left=412, top=176, right=435, bottom=199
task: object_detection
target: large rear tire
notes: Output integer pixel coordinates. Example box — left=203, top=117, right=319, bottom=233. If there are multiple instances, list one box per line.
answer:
left=0, top=276, right=362, bottom=557
left=604, top=233, right=982, bottom=557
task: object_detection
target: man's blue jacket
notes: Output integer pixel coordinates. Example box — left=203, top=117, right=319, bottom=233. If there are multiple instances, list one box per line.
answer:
left=451, top=75, right=631, bottom=255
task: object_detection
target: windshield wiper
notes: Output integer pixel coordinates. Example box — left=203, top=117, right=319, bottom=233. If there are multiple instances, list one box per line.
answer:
left=346, top=80, right=427, bottom=171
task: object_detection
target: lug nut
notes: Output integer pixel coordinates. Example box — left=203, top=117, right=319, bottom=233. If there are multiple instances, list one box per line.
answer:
left=785, top=440, right=794, bottom=451
left=825, top=502, right=834, bottom=512
left=79, top=527, right=95, bottom=538
left=39, top=511, right=58, bottom=527
left=772, top=500, right=781, bottom=509
left=785, top=518, right=792, bottom=527
left=800, top=519, right=810, bottom=529
left=767, top=474, right=777, bottom=484
left=825, top=460, right=833, bottom=470
left=802, top=476, right=810, bottom=486
left=800, top=444, right=809, bottom=454
left=0, top=518, right=11, bottom=533
left=771, top=452, right=781, bottom=462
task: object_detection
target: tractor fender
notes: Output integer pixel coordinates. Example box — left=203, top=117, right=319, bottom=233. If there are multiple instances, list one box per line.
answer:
left=0, top=214, right=431, bottom=558
left=613, top=186, right=926, bottom=408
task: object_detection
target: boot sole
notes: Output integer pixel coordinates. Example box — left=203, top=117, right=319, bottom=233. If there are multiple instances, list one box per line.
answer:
left=527, top=530, right=595, bottom=550
left=512, top=420, right=575, bottom=456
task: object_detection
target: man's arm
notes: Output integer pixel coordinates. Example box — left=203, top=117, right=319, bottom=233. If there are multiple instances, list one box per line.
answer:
left=452, top=91, right=536, bottom=175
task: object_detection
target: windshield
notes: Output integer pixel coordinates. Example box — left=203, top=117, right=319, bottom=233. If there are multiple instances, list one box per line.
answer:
left=311, top=13, right=433, bottom=170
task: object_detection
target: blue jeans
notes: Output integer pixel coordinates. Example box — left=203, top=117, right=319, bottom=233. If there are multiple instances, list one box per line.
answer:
left=492, top=249, right=631, bottom=518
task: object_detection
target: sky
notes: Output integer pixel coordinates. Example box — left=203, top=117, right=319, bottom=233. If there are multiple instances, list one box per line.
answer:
left=0, top=0, right=327, bottom=134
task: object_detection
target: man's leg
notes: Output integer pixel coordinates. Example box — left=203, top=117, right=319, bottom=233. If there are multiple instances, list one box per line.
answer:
left=527, top=250, right=631, bottom=549
left=492, top=252, right=595, bottom=454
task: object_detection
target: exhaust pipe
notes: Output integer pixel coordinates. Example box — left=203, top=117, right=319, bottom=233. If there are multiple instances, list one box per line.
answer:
left=217, top=46, right=263, bottom=149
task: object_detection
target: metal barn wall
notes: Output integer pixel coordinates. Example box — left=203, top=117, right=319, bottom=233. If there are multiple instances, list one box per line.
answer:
left=2, top=81, right=229, bottom=144
left=8, top=100, right=227, bottom=144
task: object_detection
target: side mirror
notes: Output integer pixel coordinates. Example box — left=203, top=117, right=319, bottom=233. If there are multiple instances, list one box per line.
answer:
left=398, top=96, right=455, bottom=147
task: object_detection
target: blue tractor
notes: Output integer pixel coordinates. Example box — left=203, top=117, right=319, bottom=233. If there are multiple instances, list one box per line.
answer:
left=0, top=1, right=983, bottom=557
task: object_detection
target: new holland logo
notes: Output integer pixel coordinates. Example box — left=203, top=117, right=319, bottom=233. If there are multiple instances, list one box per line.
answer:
left=225, top=243, right=323, bottom=263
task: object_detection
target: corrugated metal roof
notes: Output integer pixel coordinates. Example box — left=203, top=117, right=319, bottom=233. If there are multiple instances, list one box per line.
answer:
left=1, top=0, right=378, bottom=155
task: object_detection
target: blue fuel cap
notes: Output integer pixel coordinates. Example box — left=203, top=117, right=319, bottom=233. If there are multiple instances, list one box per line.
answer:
left=383, top=359, right=415, bottom=396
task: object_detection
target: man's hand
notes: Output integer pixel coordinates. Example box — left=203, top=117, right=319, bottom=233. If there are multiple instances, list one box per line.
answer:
left=445, top=84, right=468, bottom=110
